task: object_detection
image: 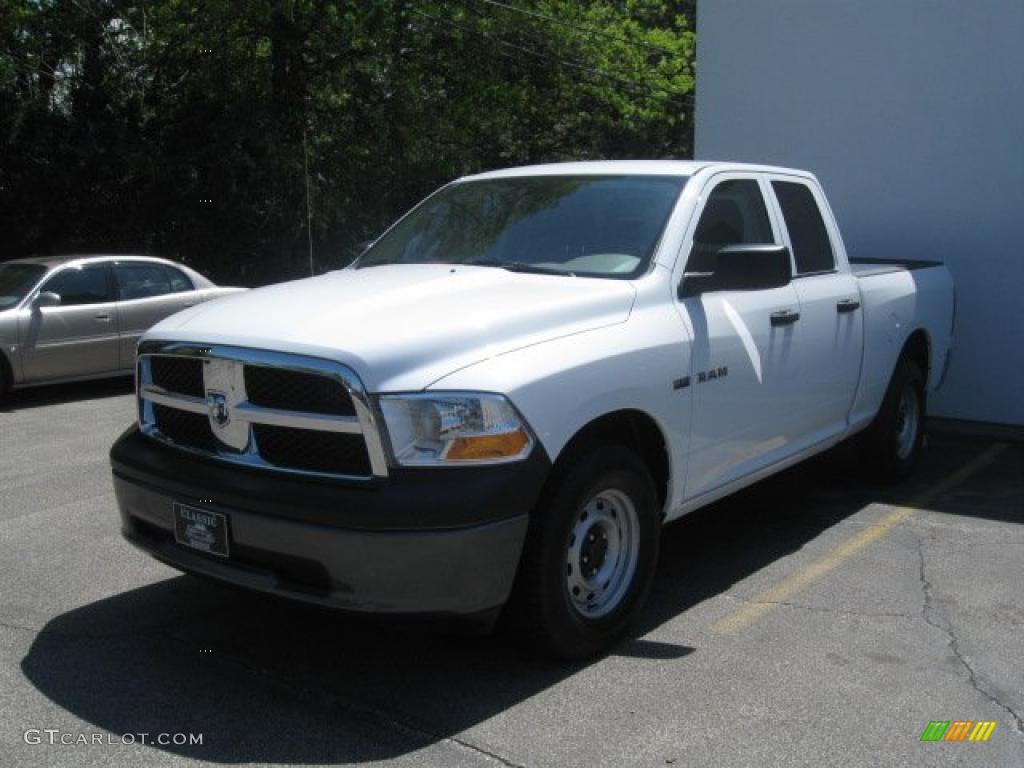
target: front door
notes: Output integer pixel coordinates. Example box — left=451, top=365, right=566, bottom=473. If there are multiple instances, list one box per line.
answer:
left=677, top=175, right=804, bottom=500
left=21, top=262, right=120, bottom=382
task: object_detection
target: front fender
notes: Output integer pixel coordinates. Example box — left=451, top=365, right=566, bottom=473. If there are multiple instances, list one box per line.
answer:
left=429, top=309, right=693, bottom=516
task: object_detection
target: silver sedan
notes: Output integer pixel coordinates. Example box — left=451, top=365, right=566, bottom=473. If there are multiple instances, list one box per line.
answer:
left=0, top=254, right=244, bottom=398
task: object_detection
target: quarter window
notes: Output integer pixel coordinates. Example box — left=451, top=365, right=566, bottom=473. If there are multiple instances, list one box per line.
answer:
left=772, top=181, right=835, bottom=274
left=163, top=266, right=193, bottom=293
left=687, top=179, right=774, bottom=273
left=115, top=263, right=192, bottom=300
left=41, top=264, right=113, bottom=306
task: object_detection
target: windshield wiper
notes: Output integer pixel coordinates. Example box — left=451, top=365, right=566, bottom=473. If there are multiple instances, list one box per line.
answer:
left=471, top=260, right=575, bottom=277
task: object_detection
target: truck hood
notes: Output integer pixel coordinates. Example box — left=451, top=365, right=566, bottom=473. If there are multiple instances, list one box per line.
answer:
left=146, top=264, right=636, bottom=391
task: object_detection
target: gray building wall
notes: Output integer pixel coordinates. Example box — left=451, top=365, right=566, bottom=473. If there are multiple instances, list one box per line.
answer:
left=696, top=0, right=1024, bottom=425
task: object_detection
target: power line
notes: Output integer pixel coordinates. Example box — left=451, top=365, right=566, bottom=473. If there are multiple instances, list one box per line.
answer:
left=450, top=1, right=693, bottom=102
left=456, top=0, right=696, bottom=99
left=483, top=44, right=694, bottom=114
left=412, top=7, right=691, bottom=105
left=409, top=8, right=694, bottom=108
left=466, top=0, right=686, bottom=58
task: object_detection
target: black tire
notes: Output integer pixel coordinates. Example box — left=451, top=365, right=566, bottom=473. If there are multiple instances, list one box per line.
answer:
left=506, top=443, right=661, bottom=659
left=0, top=354, right=10, bottom=402
left=858, top=357, right=926, bottom=482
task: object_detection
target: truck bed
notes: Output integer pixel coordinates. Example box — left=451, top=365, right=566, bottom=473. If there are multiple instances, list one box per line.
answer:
left=849, top=257, right=944, bottom=278
left=845, top=255, right=954, bottom=431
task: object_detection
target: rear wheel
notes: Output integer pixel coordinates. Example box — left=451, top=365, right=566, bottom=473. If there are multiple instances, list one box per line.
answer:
left=859, top=357, right=926, bottom=482
left=507, top=443, right=660, bottom=659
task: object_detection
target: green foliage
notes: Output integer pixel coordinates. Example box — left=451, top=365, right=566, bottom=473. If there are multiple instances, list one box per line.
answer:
left=0, top=0, right=694, bottom=284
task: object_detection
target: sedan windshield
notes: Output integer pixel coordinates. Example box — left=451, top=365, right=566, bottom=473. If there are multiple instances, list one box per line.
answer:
left=356, top=175, right=688, bottom=278
left=0, top=263, right=46, bottom=310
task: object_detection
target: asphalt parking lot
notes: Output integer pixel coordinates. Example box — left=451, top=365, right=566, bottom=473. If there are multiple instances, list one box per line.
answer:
left=1, top=379, right=1021, bottom=768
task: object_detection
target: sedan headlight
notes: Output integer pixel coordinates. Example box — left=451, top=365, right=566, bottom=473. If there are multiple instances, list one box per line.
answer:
left=377, top=393, right=534, bottom=466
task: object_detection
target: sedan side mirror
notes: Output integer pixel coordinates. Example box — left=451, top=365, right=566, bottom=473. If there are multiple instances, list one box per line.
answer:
left=679, top=244, right=792, bottom=298
left=33, top=291, right=62, bottom=309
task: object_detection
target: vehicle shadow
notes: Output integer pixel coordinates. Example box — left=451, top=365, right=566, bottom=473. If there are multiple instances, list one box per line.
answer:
left=19, top=434, right=1016, bottom=763
left=0, top=376, right=133, bottom=412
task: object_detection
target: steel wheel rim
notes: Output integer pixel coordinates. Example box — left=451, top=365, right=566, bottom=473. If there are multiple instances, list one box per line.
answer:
left=895, top=384, right=920, bottom=460
left=565, top=488, right=640, bottom=619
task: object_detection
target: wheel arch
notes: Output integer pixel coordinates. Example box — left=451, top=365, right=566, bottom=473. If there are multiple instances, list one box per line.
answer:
left=0, top=348, right=13, bottom=393
left=901, top=328, right=931, bottom=387
left=550, top=409, right=671, bottom=517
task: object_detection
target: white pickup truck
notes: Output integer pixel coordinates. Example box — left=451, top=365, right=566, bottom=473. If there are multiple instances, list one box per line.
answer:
left=110, top=161, right=954, bottom=658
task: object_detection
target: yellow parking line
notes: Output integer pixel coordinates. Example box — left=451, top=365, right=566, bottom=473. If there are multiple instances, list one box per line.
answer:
left=710, top=442, right=1009, bottom=635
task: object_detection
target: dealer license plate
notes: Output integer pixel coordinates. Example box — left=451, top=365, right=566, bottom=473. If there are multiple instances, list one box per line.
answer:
left=173, top=502, right=230, bottom=558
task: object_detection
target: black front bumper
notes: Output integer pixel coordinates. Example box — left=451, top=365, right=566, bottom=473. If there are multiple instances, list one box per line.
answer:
left=110, top=427, right=550, bottom=619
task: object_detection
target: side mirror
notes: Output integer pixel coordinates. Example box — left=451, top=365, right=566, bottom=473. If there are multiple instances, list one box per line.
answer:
left=679, top=244, right=792, bottom=298
left=33, top=291, right=61, bottom=309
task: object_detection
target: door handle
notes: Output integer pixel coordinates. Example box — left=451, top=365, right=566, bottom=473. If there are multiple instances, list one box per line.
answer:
left=836, top=299, right=861, bottom=313
left=770, top=309, right=800, bottom=327
left=94, top=313, right=112, bottom=322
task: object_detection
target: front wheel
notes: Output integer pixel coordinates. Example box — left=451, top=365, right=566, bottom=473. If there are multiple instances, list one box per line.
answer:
left=859, top=357, right=926, bottom=482
left=506, top=443, right=661, bottom=659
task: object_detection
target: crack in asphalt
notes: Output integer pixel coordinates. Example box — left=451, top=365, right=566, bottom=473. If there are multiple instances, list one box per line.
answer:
left=0, top=618, right=42, bottom=635
left=916, top=533, right=1024, bottom=741
left=155, top=626, right=531, bottom=768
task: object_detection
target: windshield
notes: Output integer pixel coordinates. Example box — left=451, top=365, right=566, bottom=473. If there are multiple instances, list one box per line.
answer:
left=0, top=263, right=47, bottom=310
left=356, top=175, right=688, bottom=278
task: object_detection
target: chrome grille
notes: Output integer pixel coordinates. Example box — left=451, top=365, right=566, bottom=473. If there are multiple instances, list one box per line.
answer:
left=136, top=342, right=388, bottom=480
left=152, top=403, right=221, bottom=454
left=253, top=424, right=371, bottom=475
left=150, top=356, right=204, bottom=398
left=244, top=365, right=355, bottom=416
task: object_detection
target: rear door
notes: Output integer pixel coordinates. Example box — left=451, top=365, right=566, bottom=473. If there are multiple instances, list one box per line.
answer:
left=114, top=261, right=198, bottom=368
left=20, top=262, right=120, bottom=381
left=766, top=177, right=864, bottom=445
left=677, top=174, right=804, bottom=499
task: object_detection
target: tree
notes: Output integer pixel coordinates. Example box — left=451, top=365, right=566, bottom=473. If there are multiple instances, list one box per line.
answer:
left=0, top=0, right=695, bottom=284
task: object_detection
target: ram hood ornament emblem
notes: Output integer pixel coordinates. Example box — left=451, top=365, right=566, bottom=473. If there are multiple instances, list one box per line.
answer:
left=207, top=391, right=230, bottom=427
left=203, top=359, right=250, bottom=451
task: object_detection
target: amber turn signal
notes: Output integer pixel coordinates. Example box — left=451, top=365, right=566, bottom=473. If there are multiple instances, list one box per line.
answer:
left=444, top=429, right=531, bottom=461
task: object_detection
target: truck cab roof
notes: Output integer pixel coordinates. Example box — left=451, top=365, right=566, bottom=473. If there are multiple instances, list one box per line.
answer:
left=462, top=160, right=814, bottom=181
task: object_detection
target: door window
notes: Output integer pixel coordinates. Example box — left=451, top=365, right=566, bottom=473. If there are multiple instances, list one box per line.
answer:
left=687, top=179, right=774, bottom=273
left=115, top=263, right=192, bottom=300
left=40, top=264, right=113, bottom=306
left=771, top=181, right=835, bottom=274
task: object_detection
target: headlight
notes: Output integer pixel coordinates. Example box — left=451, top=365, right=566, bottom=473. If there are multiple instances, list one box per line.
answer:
left=377, top=393, right=534, bottom=466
